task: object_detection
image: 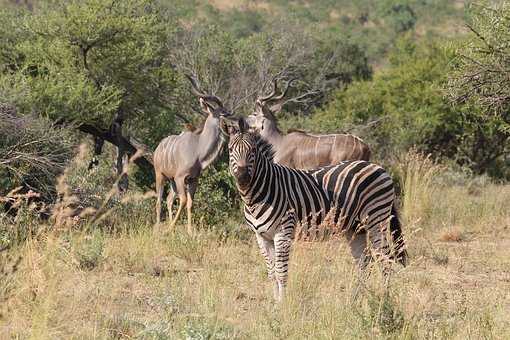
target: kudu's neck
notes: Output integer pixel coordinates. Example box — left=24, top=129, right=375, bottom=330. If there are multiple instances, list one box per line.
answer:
left=261, top=118, right=283, bottom=145
left=198, top=116, right=225, bottom=169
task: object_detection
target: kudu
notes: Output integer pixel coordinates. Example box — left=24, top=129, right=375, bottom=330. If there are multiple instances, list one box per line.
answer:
left=245, top=79, right=371, bottom=169
left=153, top=76, right=231, bottom=232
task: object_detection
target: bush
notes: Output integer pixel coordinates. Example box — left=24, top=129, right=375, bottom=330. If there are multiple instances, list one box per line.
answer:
left=0, top=105, right=75, bottom=202
left=181, top=319, right=238, bottom=340
left=192, top=156, right=241, bottom=228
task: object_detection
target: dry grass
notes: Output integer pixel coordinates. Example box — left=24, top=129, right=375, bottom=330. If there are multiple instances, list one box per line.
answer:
left=1, top=150, right=510, bottom=339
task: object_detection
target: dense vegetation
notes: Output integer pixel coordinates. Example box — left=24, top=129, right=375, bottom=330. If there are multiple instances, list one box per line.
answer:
left=1, top=1, right=508, bottom=204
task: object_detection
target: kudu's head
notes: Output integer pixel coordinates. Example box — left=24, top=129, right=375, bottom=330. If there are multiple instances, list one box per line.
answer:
left=186, top=74, right=232, bottom=119
left=246, top=78, right=293, bottom=132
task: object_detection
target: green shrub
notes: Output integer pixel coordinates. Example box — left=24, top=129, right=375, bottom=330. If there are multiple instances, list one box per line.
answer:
left=73, top=230, right=105, bottom=270
left=192, top=157, right=241, bottom=228
left=311, top=38, right=509, bottom=179
left=181, top=319, right=238, bottom=340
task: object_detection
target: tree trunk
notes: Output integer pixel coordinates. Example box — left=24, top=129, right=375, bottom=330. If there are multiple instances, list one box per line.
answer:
left=77, top=124, right=154, bottom=189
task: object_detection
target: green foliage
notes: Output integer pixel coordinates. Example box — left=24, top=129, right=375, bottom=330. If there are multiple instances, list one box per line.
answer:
left=1, top=0, right=178, bottom=135
left=181, top=319, right=237, bottom=340
left=361, top=288, right=406, bottom=335
left=313, top=39, right=458, bottom=158
left=0, top=8, right=27, bottom=73
left=449, top=1, right=510, bottom=124
left=0, top=199, right=41, bottom=250
left=447, top=2, right=510, bottom=175
left=220, top=8, right=267, bottom=38
left=377, top=0, right=417, bottom=33
left=192, top=156, right=241, bottom=228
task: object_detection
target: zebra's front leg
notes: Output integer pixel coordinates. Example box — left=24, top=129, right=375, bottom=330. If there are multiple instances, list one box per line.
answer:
left=273, top=221, right=295, bottom=302
left=255, top=234, right=278, bottom=300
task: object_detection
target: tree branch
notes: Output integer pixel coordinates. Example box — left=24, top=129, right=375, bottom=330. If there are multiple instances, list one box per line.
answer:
left=77, top=123, right=154, bottom=173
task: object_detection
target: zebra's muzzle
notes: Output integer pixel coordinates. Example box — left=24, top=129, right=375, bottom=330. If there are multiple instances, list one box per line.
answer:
left=234, top=166, right=251, bottom=186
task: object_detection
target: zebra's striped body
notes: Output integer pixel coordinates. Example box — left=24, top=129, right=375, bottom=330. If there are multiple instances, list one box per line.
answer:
left=226, top=125, right=406, bottom=301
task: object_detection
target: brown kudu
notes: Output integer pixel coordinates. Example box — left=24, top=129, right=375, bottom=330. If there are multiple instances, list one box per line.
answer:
left=153, top=76, right=231, bottom=233
left=245, top=79, right=371, bottom=169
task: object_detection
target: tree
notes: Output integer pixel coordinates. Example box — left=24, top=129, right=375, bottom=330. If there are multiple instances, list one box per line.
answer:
left=1, top=0, right=179, bottom=189
left=447, top=2, right=510, bottom=177
left=448, top=2, right=510, bottom=132
left=377, top=0, right=417, bottom=33
left=171, top=19, right=372, bottom=117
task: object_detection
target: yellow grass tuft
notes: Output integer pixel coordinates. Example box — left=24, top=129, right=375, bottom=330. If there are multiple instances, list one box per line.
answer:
left=396, top=149, right=444, bottom=228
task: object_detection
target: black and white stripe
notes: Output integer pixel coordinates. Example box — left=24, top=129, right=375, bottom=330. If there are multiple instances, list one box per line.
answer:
left=227, top=127, right=407, bottom=301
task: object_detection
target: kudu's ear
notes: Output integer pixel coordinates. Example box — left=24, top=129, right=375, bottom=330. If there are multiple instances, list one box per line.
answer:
left=268, top=102, right=285, bottom=114
left=199, top=98, right=213, bottom=116
left=220, top=117, right=238, bottom=136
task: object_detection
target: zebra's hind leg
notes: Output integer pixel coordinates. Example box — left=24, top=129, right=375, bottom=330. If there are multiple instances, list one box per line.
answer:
left=345, top=229, right=372, bottom=300
left=346, top=229, right=371, bottom=269
left=255, top=234, right=277, bottom=300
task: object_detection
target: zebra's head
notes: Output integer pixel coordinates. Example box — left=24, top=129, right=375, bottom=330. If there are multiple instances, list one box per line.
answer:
left=222, top=117, right=259, bottom=189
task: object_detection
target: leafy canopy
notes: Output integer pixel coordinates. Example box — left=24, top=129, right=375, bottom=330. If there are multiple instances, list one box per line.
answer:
left=3, top=0, right=177, bottom=131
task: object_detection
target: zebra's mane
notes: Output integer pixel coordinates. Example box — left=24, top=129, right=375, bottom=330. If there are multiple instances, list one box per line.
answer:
left=252, top=133, right=275, bottom=163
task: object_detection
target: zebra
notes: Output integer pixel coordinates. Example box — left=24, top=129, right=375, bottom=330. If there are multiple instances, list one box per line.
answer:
left=223, top=117, right=407, bottom=301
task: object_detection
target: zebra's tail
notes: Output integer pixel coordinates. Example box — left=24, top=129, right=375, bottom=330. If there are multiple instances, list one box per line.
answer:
left=389, top=204, right=407, bottom=266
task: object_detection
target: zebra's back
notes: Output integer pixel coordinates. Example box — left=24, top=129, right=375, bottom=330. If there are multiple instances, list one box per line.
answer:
left=308, top=160, right=395, bottom=232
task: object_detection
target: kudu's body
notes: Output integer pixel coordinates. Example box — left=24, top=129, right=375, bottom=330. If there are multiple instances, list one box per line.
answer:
left=246, top=80, right=371, bottom=169
left=153, top=77, right=230, bottom=232
left=257, top=119, right=370, bottom=169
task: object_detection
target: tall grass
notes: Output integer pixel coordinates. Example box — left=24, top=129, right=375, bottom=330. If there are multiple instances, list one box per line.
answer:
left=396, top=149, right=444, bottom=228
left=1, top=148, right=509, bottom=338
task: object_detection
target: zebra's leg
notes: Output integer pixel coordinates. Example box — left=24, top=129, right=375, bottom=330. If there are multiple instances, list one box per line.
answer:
left=367, top=219, right=395, bottom=275
left=166, top=180, right=176, bottom=222
left=255, top=233, right=277, bottom=299
left=274, top=219, right=295, bottom=302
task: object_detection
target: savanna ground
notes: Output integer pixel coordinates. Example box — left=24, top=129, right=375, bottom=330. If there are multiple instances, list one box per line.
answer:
left=1, top=149, right=509, bottom=340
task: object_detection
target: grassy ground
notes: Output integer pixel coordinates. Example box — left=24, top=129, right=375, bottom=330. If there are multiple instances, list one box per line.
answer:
left=1, top=158, right=510, bottom=339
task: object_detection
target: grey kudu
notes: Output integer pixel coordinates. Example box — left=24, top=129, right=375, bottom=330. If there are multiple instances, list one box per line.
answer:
left=245, top=79, right=371, bottom=169
left=153, top=76, right=232, bottom=232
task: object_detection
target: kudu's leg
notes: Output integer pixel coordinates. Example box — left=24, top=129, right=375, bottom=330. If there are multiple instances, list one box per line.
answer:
left=185, top=178, right=198, bottom=234
left=155, top=172, right=165, bottom=225
left=169, top=176, right=187, bottom=231
left=166, top=180, right=176, bottom=222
